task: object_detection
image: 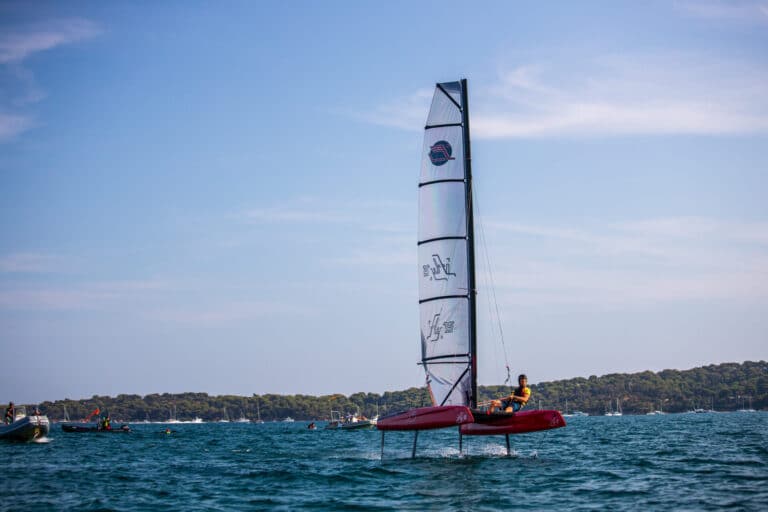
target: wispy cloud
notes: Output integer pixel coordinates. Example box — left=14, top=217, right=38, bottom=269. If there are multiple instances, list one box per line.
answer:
left=146, top=301, right=307, bottom=328
left=0, top=17, right=100, bottom=142
left=366, top=54, right=768, bottom=137
left=0, top=112, right=34, bottom=141
left=675, top=0, right=768, bottom=23
left=355, top=88, right=433, bottom=131
left=242, top=197, right=412, bottom=233
left=482, top=216, right=768, bottom=306
left=0, top=252, right=64, bottom=273
left=0, top=18, right=100, bottom=64
left=0, top=279, right=170, bottom=311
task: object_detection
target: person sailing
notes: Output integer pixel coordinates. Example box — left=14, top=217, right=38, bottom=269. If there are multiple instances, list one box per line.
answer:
left=488, top=374, right=531, bottom=413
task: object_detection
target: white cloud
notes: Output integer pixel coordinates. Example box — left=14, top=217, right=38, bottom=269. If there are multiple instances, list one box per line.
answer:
left=0, top=18, right=101, bottom=64
left=0, top=18, right=100, bottom=142
left=242, top=198, right=411, bottom=232
left=368, top=55, right=768, bottom=137
left=146, top=301, right=306, bottom=328
left=675, top=0, right=768, bottom=23
left=0, top=112, right=34, bottom=140
left=356, top=88, right=433, bottom=131
left=482, top=217, right=768, bottom=306
left=0, top=279, right=170, bottom=311
left=324, top=246, right=413, bottom=267
left=0, top=252, right=62, bottom=273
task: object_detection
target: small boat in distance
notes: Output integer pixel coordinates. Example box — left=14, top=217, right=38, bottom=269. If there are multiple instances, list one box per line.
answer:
left=324, top=410, right=342, bottom=430
left=251, top=401, right=265, bottom=424
left=0, top=405, right=50, bottom=442
left=62, top=423, right=131, bottom=433
left=167, top=405, right=181, bottom=424
left=341, top=411, right=377, bottom=431
left=737, top=396, right=757, bottom=413
left=61, top=407, right=130, bottom=433
left=605, top=398, right=622, bottom=416
left=282, top=416, right=294, bottom=423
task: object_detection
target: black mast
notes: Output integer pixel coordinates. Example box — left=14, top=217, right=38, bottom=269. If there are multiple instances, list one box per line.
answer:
left=461, top=78, right=478, bottom=409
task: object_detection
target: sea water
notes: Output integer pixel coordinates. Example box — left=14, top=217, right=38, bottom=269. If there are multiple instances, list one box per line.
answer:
left=2, top=412, right=767, bottom=511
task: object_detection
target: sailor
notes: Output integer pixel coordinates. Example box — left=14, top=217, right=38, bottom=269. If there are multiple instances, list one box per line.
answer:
left=489, top=374, right=531, bottom=413
left=103, top=415, right=112, bottom=430
left=4, top=402, right=14, bottom=424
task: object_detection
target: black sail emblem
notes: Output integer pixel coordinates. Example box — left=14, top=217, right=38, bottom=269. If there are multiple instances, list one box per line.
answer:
left=428, top=140, right=455, bottom=166
left=423, top=254, right=456, bottom=282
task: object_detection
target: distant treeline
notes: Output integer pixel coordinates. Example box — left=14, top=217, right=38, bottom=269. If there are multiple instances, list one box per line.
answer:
left=35, top=360, right=766, bottom=421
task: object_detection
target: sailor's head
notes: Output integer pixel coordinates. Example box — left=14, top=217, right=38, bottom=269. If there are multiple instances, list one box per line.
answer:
left=518, top=374, right=528, bottom=386
left=8, top=402, right=13, bottom=406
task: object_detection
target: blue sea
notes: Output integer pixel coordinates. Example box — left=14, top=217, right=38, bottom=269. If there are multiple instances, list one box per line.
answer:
left=3, top=412, right=767, bottom=511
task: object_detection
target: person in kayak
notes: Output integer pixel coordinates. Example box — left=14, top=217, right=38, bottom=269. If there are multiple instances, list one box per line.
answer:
left=4, top=402, right=14, bottom=424
left=488, top=374, right=531, bottom=413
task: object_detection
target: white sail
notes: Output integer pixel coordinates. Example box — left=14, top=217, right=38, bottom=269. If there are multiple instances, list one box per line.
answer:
left=418, top=80, right=475, bottom=407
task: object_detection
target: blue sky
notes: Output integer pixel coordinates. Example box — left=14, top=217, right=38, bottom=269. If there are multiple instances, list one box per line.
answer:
left=1, top=1, right=766, bottom=404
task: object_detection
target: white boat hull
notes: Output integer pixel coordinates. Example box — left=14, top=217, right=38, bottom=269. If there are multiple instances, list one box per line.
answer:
left=0, top=415, right=50, bottom=441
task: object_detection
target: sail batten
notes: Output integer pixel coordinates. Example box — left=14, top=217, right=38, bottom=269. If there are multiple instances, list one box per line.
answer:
left=418, top=79, right=475, bottom=408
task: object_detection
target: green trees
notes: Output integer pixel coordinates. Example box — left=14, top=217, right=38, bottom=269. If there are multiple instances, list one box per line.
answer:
left=35, top=360, right=766, bottom=420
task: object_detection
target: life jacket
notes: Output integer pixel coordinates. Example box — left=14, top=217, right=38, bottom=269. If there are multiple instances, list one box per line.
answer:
left=513, top=386, right=531, bottom=407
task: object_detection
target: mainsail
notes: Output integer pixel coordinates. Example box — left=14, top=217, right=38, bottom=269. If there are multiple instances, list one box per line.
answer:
left=378, top=78, right=565, bottom=450
left=418, top=80, right=477, bottom=408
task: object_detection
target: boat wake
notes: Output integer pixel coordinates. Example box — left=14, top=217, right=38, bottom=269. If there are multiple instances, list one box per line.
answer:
left=32, top=436, right=52, bottom=444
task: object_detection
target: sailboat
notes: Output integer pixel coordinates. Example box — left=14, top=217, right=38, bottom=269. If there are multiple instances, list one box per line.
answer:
left=252, top=401, right=265, bottom=424
left=167, top=405, right=181, bottom=424
left=605, top=398, right=622, bottom=416
left=376, top=79, right=566, bottom=456
left=235, top=408, right=250, bottom=423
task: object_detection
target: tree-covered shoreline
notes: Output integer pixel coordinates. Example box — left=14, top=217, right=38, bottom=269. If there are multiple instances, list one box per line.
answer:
left=33, top=360, right=767, bottom=421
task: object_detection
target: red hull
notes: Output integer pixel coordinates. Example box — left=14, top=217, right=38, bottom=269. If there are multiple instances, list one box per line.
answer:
left=376, top=406, right=474, bottom=431
left=460, top=409, right=566, bottom=436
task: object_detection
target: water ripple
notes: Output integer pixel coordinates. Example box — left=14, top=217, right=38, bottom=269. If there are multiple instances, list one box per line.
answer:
left=2, top=414, right=767, bottom=510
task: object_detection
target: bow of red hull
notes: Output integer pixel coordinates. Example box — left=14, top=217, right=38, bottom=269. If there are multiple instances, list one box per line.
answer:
left=460, top=409, right=566, bottom=436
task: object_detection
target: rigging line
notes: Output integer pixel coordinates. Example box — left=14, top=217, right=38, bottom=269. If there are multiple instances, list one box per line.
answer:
left=473, top=190, right=501, bottom=382
left=473, top=186, right=512, bottom=385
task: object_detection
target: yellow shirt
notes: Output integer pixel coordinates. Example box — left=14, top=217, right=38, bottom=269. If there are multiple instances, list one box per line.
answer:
left=514, top=386, right=531, bottom=402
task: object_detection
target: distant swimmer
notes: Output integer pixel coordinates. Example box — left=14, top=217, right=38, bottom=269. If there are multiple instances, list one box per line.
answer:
left=488, top=374, right=531, bottom=413
left=307, top=422, right=316, bottom=430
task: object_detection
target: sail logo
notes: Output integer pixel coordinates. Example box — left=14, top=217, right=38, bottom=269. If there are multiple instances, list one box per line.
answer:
left=425, top=312, right=456, bottom=343
left=429, top=140, right=455, bottom=166
left=423, top=254, right=456, bottom=281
